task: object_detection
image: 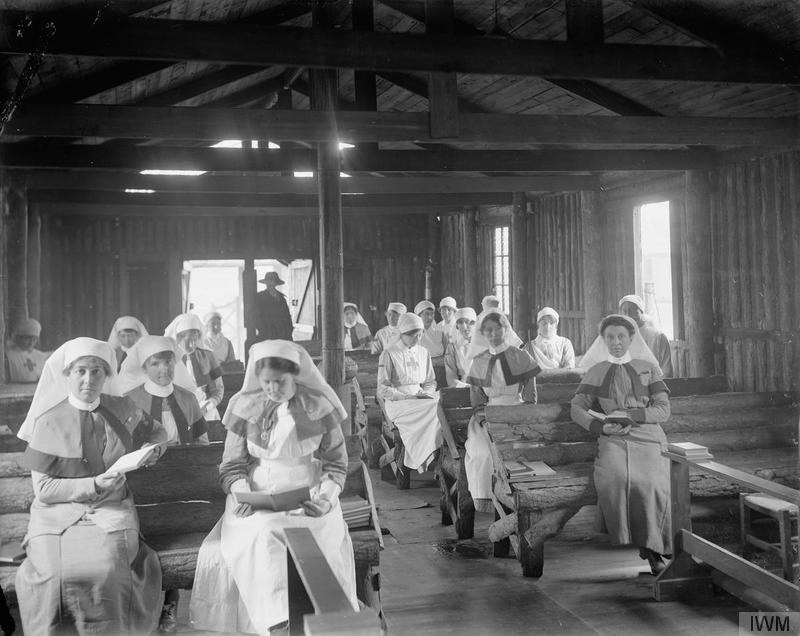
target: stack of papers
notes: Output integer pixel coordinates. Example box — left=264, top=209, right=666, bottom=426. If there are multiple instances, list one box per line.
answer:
left=340, top=496, right=372, bottom=529
left=668, top=442, right=713, bottom=461
left=505, top=461, right=557, bottom=483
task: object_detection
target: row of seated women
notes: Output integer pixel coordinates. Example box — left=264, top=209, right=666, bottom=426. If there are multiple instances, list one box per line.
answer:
left=15, top=333, right=357, bottom=635
left=376, top=306, right=671, bottom=578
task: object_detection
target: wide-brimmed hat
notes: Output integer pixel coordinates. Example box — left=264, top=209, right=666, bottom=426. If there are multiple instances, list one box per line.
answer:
left=260, top=271, right=285, bottom=285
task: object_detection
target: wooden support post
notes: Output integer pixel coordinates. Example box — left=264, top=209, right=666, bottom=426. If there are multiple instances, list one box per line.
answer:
left=462, top=206, right=479, bottom=308
left=0, top=182, right=6, bottom=383
left=242, top=257, right=256, bottom=361
left=312, top=0, right=348, bottom=434
left=425, top=0, right=459, bottom=139
left=352, top=0, right=378, bottom=153
left=580, top=191, right=603, bottom=347
left=565, top=0, right=604, bottom=43
left=425, top=213, right=440, bottom=301
left=26, top=202, right=41, bottom=320
left=5, top=183, right=28, bottom=328
left=684, top=171, right=715, bottom=376
left=511, top=192, right=529, bottom=339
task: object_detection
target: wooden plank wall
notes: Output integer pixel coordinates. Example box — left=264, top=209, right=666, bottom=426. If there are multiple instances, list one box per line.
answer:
left=38, top=213, right=428, bottom=347
left=528, top=192, right=587, bottom=354
left=710, top=151, right=800, bottom=392
left=439, top=213, right=466, bottom=306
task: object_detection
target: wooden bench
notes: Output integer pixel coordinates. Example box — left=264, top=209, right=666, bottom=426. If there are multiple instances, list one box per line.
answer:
left=487, top=387, right=798, bottom=577
left=0, top=435, right=384, bottom=616
left=655, top=448, right=800, bottom=612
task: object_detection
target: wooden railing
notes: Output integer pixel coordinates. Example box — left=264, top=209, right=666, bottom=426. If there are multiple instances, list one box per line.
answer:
left=654, top=447, right=800, bottom=612
left=285, top=527, right=382, bottom=635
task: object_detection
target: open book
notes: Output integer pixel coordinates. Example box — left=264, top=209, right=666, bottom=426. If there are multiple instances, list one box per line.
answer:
left=587, top=409, right=638, bottom=427
left=106, top=442, right=169, bottom=475
left=233, top=486, right=311, bottom=512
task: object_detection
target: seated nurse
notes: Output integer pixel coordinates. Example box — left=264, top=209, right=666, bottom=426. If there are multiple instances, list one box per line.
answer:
left=189, top=340, right=357, bottom=634
left=15, top=337, right=167, bottom=635
left=464, top=310, right=539, bottom=511
left=570, top=314, right=671, bottom=575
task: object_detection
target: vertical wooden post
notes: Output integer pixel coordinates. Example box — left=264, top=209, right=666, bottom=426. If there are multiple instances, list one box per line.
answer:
left=425, top=213, right=440, bottom=301
left=27, top=202, right=41, bottom=320
left=684, top=171, right=715, bottom=377
left=6, top=183, right=28, bottom=328
left=511, top=192, right=529, bottom=338
left=0, top=181, right=7, bottom=383
left=242, top=257, right=257, bottom=361
left=580, top=191, right=603, bottom=346
left=425, top=0, right=459, bottom=139
left=312, top=1, right=347, bottom=433
left=462, top=206, right=479, bottom=309
left=352, top=0, right=378, bottom=152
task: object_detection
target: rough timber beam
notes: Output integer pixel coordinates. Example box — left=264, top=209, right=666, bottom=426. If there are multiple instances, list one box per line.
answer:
left=0, top=145, right=715, bottom=172
left=6, top=105, right=794, bottom=146
left=20, top=172, right=601, bottom=194
left=1, top=12, right=797, bottom=84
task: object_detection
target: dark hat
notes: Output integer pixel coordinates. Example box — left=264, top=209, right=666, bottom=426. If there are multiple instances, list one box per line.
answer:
left=260, top=271, right=285, bottom=285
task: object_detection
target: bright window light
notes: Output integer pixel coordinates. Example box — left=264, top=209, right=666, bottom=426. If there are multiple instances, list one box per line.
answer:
left=338, top=142, right=355, bottom=150
left=340, top=172, right=351, bottom=178
left=294, top=171, right=314, bottom=178
left=140, top=169, right=206, bottom=176
left=210, top=140, right=242, bottom=148
left=268, top=141, right=280, bottom=149
left=125, top=188, right=155, bottom=194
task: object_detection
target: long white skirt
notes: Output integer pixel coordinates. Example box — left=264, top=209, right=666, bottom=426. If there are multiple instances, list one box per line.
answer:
left=190, top=454, right=358, bottom=635
left=464, top=415, right=494, bottom=502
left=383, top=395, right=442, bottom=470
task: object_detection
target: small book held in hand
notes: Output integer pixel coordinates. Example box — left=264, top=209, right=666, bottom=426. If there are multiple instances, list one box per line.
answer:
left=233, top=486, right=311, bottom=512
left=587, top=409, right=638, bottom=427
left=106, top=442, right=169, bottom=475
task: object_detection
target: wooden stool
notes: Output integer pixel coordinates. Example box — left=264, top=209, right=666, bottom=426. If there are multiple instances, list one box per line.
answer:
left=739, top=492, right=799, bottom=582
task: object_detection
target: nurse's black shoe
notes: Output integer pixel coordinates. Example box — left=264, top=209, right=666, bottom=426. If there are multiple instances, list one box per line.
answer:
left=158, top=602, right=178, bottom=634
left=269, top=620, right=289, bottom=634
left=639, top=548, right=666, bottom=575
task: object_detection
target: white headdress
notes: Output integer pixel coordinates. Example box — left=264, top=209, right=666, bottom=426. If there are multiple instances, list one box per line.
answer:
left=466, top=309, right=523, bottom=360
left=454, top=307, right=477, bottom=323
left=18, top=337, right=119, bottom=441
left=114, top=335, right=198, bottom=395
left=164, top=313, right=207, bottom=344
left=398, top=312, right=424, bottom=333
left=618, top=294, right=645, bottom=313
left=414, top=300, right=435, bottom=315
left=579, top=314, right=660, bottom=370
left=239, top=340, right=347, bottom=421
left=536, top=307, right=559, bottom=323
left=343, top=302, right=368, bottom=328
left=439, top=297, right=457, bottom=310
left=107, top=316, right=148, bottom=350
left=387, top=302, right=407, bottom=314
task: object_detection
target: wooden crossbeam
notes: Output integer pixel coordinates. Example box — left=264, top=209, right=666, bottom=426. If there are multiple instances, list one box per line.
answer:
left=6, top=105, right=795, bottom=146
left=2, top=12, right=797, bottom=84
left=0, top=144, right=714, bottom=172
left=20, top=172, right=600, bottom=194
left=28, top=189, right=527, bottom=207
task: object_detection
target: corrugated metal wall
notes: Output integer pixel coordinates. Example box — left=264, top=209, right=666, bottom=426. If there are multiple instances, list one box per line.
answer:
left=528, top=192, right=587, bottom=354
left=39, top=213, right=429, bottom=346
left=710, top=151, right=800, bottom=392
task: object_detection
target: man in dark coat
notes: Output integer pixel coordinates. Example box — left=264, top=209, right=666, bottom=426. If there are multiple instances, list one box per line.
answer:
left=254, top=271, right=294, bottom=342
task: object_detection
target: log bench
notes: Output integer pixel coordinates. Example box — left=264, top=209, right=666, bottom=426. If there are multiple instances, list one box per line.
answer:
left=486, top=389, right=798, bottom=577
left=0, top=435, right=383, bottom=616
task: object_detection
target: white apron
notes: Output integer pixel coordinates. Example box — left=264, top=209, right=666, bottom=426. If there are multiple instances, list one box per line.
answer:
left=189, top=404, right=357, bottom=634
left=383, top=387, right=443, bottom=471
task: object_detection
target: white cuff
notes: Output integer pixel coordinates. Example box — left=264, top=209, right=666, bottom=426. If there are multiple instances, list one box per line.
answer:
left=318, top=478, right=341, bottom=504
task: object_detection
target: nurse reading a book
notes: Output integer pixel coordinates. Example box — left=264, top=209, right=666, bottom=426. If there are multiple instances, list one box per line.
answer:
left=190, top=340, right=357, bottom=634
left=15, top=337, right=167, bottom=635
left=570, top=314, right=672, bottom=576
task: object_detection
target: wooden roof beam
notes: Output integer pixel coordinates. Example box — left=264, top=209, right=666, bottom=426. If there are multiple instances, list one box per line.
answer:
left=5, top=105, right=795, bottom=146
left=379, top=0, right=661, bottom=116
left=0, top=144, right=717, bottom=172
left=19, top=172, right=600, bottom=194
left=1, top=12, right=797, bottom=84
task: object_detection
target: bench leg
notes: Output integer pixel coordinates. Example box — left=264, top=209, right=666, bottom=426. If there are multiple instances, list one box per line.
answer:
left=394, top=431, right=410, bottom=490
left=379, top=435, right=397, bottom=483
left=517, top=509, right=545, bottom=577
left=455, top=454, right=475, bottom=540
left=435, top=458, right=456, bottom=526
left=493, top=506, right=512, bottom=558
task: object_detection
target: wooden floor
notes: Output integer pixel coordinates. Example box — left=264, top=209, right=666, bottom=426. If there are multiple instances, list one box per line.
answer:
left=6, top=468, right=751, bottom=635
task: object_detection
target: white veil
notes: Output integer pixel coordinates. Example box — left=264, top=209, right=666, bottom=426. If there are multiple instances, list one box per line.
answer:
left=114, top=335, right=198, bottom=395
left=466, top=309, right=523, bottom=360
left=107, top=316, right=149, bottom=350
left=579, top=314, right=660, bottom=370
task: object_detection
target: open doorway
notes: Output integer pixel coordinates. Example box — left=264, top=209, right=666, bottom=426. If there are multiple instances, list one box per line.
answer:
left=183, top=258, right=317, bottom=359
left=634, top=201, right=674, bottom=339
